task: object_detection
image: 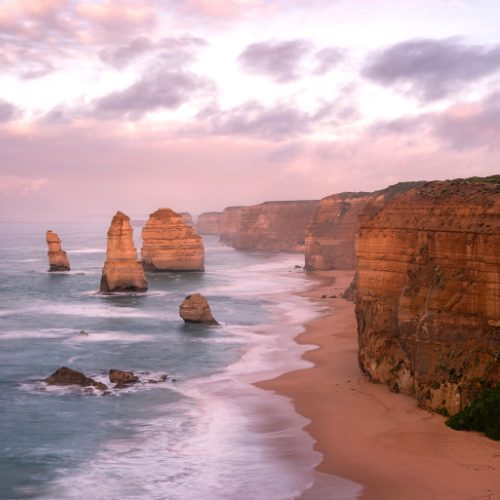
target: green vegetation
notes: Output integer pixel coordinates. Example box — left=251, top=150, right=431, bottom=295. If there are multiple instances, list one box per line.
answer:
left=464, top=175, right=500, bottom=184
left=445, top=386, right=500, bottom=440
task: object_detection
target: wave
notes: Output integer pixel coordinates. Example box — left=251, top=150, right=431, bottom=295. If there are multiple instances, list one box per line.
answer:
left=0, top=328, right=153, bottom=343
left=66, top=248, right=105, bottom=254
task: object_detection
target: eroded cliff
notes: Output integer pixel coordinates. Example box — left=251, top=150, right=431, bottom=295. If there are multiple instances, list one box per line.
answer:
left=356, top=180, right=500, bottom=414
left=46, top=230, right=70, bottom=272
left=141, top=208, right=204, bottom=271
left=100, top=211, right=148, bottom=292
left=196, top=212, right=222, bottom=235
left=220, top=201, right=319, bottom=253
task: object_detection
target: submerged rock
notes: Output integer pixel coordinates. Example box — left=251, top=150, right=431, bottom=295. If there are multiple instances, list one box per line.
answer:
left=44, top=366, right=108, bottom=391
left=141, top=208, right=205, bottom=272
left=179, top=293, right=218, bottom=325
left=100, top=211, right=148, bottom=293
left=46, top=230, right=70, bottom=272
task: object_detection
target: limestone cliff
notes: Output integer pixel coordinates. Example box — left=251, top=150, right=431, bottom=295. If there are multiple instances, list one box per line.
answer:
left=196, top=212, right=222, bottom=235
left=305, top=183, right=423, bottom=270
left=141, top=208, right=204, bottom=271
left=220, top=201, right=319, bottom=253
left=356, top=179, right=500, bottom=414
left=220, top=206, right=244, bottom=246
left=100, top=211, right=148, bottom=293
left=46, top=230, right=70, bottom=272
left=180, top=212, right=193, bottom=226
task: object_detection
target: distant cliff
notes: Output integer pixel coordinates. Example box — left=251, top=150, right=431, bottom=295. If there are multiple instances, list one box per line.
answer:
left=305, top=182, right=422, bottom=270
left=197, top=212, right=222, bottom=235
left=220, top=201, right=320, bottom=253
left=356, top=179, right=500, bottom=415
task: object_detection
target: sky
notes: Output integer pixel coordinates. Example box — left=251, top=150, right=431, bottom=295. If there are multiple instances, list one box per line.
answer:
left=0, top=0, right=499, bottom=220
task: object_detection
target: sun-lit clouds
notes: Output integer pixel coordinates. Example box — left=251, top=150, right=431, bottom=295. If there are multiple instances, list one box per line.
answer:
left=0, top=175, right=49, bottom=196
left=314, top=47, right=345, bottom=75
left=0, top=100, right=22, bottom=122
left=363, top=38, right=500, bottom=101
left=238, top=39, right=312, bottom=83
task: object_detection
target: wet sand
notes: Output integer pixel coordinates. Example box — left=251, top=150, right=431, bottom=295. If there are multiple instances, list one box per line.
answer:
left=257, top=270, right=500, bottom=500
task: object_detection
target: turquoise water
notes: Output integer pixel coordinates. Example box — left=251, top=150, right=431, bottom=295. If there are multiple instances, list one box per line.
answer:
left=0, top=220, right=356, bottom=499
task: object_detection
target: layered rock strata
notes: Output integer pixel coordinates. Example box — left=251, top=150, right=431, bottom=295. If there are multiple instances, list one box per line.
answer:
left=100, top=211, right=148, bottom=293
left=46, top=230, right=70, bottom=271
left=141, top=208, right=204, bottom=271
left=305, top=183, right=422, bottom=271
left=356, top=180, right=500, bottom=414
left=179, top=293, right=218, bottom=325
left=221, top=201, right=320, bottom=253
left=196, top=212, right=222, bottom=235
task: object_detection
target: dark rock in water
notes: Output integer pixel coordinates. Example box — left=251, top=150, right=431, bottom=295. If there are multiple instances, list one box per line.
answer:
left=294, top=265, right=302, bottom=269
left=179, top=293, right=218, bottom=325
left=44, top=366, right=108, bottom=390
left=79, top=330, right=89, bottom=336
left=109, top=369, right=139, bottom=384
left=147, top=374, right=167, bottom=384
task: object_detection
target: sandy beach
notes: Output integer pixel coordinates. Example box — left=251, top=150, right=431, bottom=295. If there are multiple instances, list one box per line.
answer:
left=257, top=270, right=500, bottom=500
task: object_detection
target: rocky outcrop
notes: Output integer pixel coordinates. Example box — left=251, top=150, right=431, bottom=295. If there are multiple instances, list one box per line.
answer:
left=109, top=369, right=139, bottom=384
left=100, top=211, right=148, bottom=293
left=220, top=206, right=244, bottom=246
left=356, top=179, right=500, bottom=415
left=196, top=212, right=222, bottom=235
left=181, top=212, right=193, bottom=226
left=141, top=208, right=204, bottom=271
left=44, top=367, right=108, bottom=390
left=221, top=201, right=320, bottom=253
left=305, top=183, right=423, bottom=271
left=46, top=231, right=70, bottom=271
left=179, top=293, right=218, bottom=325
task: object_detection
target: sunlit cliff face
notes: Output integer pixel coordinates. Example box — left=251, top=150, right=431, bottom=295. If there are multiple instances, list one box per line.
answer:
left=1, top=0, right=499, bottom=220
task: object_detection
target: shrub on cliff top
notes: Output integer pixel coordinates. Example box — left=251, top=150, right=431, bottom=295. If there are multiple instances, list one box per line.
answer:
left=445, top=386, right=500, bottom=440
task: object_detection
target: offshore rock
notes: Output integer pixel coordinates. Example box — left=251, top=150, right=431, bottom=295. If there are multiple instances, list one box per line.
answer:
left=46, top=230, right=70, bottom=271
left=305, top=183, right=422, bottom=270
left=179, top=293, right=218, bottom=325
left=356, top=179, right=500, bottom=415
left=109, top=369, right=139, bottom=384
left=220, top=201, right=320, bottom=253
left=141, top=208, right=204, bottom=271
left=196, top=212, right=222, bottom=235
left=44, top=366, right=108, bottom=391
left=100, top=211, right=148, bottom=293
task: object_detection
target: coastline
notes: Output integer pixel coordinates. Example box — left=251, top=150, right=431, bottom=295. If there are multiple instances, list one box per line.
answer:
left=256, top=270, right=500, bottom=500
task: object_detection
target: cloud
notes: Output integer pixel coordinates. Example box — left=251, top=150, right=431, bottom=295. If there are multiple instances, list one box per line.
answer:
left=93, top=66, right=214, bottom=120
left=238, top=39, right=312, bottom=83
left=0, top=175, right=49, bottom=196
left=434, top=90, right=500, bottom=150
left=314, top=47, right=344, bottom=75
left=363, top=38, right=500, bottom=101
left=0, top=100, right=21, bottom=122
left=99, top=34, right=206, bottom=68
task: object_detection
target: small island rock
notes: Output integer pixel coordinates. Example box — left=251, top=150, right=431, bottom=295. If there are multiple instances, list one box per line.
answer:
left=179, top=293, right=218, bottom=325
left=44, top=366, right=108, bottom=391
left=46, top=231, right=70, bottom=272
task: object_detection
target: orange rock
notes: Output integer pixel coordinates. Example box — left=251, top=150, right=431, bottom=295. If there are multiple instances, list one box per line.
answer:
left=220, top=201, right=319, bottom=253
left=46, top=230, right=70, bottom=271
left=100, top=211, right=148, bottom=292
left=141, top=208, right=204, bottom=271
left=196, top=212, right=222, bottom=235
left=356, top=179, right=500, bottom=414
left=179, top=293, right=218, bottom=325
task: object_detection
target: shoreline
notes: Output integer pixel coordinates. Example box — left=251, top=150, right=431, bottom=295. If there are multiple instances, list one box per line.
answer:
left=256, top=270, right=500, bottom=500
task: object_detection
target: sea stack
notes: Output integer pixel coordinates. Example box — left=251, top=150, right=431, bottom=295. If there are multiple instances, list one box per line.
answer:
left=179, top=293, right=218, bottom=325
left=196, top=212, right=222, bottom=235
left=141, top=208, right=205, bottom=271
left=46, top=231, right=70, bottom=272
left=100, top=211, right=148, bottom=293
left=356, top=179, right=500, bottom=415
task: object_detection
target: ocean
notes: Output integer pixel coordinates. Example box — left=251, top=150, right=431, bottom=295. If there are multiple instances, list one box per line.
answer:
left=0, top=220, right=360, bottom=500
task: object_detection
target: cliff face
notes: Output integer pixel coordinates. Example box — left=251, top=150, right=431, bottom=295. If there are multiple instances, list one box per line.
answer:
left=356, top=180, right=500, bottom=414
left=220, top=206, right=244, bottom=246
left=141, top=208, right=204, bottom=271
left=100, top=211, right=148, bottom=292
left=196, top=212, right=222, bottom=235
left=46, top=230, right=70, bottom=271
left=305, top=183, right=423, bottom=271
left=180, top=212, right=193, bottom=226
left=220, top=201, right=319, bottom=253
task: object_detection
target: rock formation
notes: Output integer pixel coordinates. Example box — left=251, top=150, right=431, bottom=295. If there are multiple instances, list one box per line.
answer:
left=305, top=183, right=423, bottom=271
left=179, top=293, right=218, bottom=325
left=46, top=230, right=70, bottom=271
left=220, top=201, right=320, bottom=253
left=356, top=179, right=500, bottom=415
left=100, top=211, right=148, bottom=293
left=109, top=369, right=139, bottom=384
left=180, top=212, right=193, bottom=225
left=196, top=212, right=222, bottom=235
left=44, top=367, right=108, bottom=391
left=141, top=208, right=205, bottom=271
